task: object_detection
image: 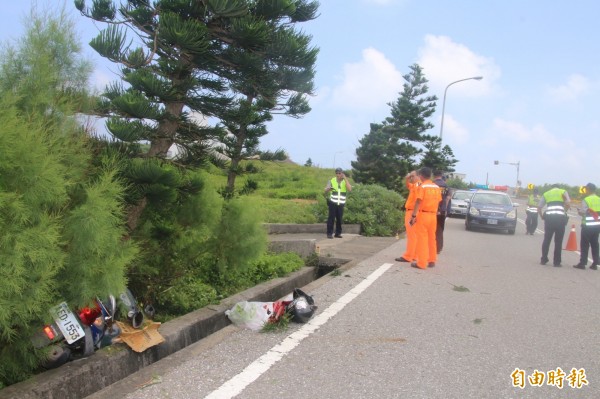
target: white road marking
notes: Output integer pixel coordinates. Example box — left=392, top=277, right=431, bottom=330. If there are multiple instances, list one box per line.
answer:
left=204, top=262, right=393, bottom=399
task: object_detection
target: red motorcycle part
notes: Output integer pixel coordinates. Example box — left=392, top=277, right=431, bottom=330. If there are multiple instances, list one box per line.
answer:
left=78, top=304, right=101, bottom=326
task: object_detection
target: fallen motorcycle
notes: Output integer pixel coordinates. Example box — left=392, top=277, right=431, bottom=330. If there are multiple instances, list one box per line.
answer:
left=32, top=288, right=144, bottom=369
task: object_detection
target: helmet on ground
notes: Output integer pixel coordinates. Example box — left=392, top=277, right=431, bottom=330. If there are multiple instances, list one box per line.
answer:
left=286, top=288, right=317, bottom=323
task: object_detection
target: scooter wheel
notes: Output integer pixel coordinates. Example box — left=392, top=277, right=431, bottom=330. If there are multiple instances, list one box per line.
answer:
left=81, top=325, right=95, bottom=357
left=43, top=345, right=71, bottom=369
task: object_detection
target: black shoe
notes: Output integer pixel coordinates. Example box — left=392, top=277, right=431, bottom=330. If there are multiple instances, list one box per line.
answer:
left=427, top=262, right=435, bottom=268
left=573, top=264, right=586, bottom=270
left=334, top=234, right=342, bottom=238
left=540, top=259, right=549, bottom=265
left=411, top=262, right=420, bottom=269
left=591, top=264, right=598, bottom=270
left=327, top=235, right=333, bottom=239
left=395, top=257, right=410, bottom=262
left=553, top=263, right=562, bottom=267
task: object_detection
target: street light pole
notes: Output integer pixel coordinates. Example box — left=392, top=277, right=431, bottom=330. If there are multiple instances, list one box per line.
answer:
left=439, top=76, right=483, bottom=142
left=333, top=151, right=344, bottom=168
left=494, top=160, right=520, bottom=196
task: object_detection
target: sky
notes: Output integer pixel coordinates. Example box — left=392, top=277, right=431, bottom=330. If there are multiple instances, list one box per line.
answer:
left=3, top=0, right=600, bottom=188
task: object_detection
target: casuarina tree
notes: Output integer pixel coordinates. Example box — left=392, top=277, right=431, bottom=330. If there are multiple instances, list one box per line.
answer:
left=0, top=6, right=136, bottom=386
left=352, top=63, right=438, bottom=192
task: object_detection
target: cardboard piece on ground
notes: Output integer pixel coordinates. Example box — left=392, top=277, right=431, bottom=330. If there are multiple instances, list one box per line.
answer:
left=115, top=320, right=165, bottom=352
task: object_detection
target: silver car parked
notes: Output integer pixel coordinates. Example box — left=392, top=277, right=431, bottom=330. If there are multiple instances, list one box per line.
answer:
left=448, top=189, right=473, bottom=218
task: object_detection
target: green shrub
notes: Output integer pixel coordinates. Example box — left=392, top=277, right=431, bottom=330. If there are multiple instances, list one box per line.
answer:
left=155, top=277, right=218, bottom=317
left=197, top=251, right=305, bottom=301
left=244, top=251, right=305, bottom=283
left=210, top=197, right=267, bottom=272
left=313, top=184, right=404, bottom=237
left=126, top=169, right=223, bottom=306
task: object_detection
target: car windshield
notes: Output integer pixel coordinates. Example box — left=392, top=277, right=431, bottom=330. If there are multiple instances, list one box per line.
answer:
left=453, top=191, right=472, bottom=200
left=472, top=193, right=512, bottom=205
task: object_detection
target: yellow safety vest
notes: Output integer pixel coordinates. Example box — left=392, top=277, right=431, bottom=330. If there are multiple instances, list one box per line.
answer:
left=329, top=178, right=347, bottom=205
left=527, top=194, right=539, bottom=213
left=583, top=194, right=600, bottom=226
left=543, top=188, right=566, bottom=216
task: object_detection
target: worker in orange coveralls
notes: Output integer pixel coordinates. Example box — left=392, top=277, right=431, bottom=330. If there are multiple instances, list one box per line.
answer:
left=410, top=167, right=441, bottom=269
left=395, top=170, right=420, bottom=263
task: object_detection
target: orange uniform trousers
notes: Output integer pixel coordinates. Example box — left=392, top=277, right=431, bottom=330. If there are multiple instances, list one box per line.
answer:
left=415, top=211, right=437, bottom=269
left=402, top=210, right=417, bottom=261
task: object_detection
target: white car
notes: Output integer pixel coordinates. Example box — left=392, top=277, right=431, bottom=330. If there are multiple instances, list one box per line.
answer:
left=448, top=190, right=473, bottom=218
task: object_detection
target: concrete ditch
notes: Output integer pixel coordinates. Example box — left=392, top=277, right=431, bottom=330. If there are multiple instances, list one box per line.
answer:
left=0, top=224, right=365, bottom=399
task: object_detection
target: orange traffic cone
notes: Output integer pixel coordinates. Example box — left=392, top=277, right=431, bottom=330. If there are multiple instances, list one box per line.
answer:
left=565, top=224, right=578, bottom=251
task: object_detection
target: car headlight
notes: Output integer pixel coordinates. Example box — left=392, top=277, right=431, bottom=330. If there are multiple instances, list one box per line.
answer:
left=507, top=209, right=516, bottom=218
left=469, top=207, right=479, bottom=216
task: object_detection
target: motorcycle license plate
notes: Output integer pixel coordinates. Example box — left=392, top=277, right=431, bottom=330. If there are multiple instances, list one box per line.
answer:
left=49, top=302, right=86, bottom=344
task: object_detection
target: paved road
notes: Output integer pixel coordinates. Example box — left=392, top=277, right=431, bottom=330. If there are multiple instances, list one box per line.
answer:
left=89, top=214, right=600, bottom=399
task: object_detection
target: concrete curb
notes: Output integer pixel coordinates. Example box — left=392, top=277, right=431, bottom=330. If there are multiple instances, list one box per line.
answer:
left=264, top=223, right=361, bottom=235
left=0, top=266, right=323, bottom=399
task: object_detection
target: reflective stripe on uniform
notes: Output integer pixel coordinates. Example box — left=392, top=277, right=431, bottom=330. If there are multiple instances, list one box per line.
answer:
left=329, top=178, right=347, bottom=205
left=584, top=216, right=600, bottom=226
left=545, top=204, right=566, bottom=215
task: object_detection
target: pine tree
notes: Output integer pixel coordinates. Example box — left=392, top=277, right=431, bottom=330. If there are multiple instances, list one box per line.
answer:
left=75, top=0, right=318, bottom=214
left=419, top=135, right=458, bottom=173
left=352, top=64, right=438, bottom=192
left=351, top=123, right=410, bottom=191
left=0, top=6, right=136, bottom=386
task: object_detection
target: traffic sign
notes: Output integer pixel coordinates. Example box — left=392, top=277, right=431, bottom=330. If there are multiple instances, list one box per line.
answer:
left=527, top=183, right=534, bottom=190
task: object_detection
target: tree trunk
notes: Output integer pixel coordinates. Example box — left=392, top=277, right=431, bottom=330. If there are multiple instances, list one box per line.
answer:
left=128, top=101, right=184, bottom=230
left=226, top=125, right=247, bottom=195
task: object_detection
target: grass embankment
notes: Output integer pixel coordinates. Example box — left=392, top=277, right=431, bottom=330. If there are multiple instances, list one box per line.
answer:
left=205, top=161, right=405, bottom=237
left=206, top=161, right=334, bottom=223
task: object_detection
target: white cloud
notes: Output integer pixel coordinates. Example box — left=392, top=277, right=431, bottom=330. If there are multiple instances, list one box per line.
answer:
left=417, top=35, right=500, bottom=96
left=90, top=69, right=114, bottom=92
left=546, top=74, right=590, bottom=102
left=441, top=114, right=469, bottom=144
left=491, top=118, right=560, bottom=147
left=330, top=47, right=404, bottom=111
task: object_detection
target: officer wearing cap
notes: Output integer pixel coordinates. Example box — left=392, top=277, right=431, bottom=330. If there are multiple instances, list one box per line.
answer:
left=324, top=168, right=352, bottom=239
left=573, top=183, right=600, bottom=270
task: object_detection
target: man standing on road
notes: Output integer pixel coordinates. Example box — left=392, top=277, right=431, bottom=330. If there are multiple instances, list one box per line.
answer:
left=325, top=168, right=352, bottom=239
left=411, top=167, right=441, bottom=269
left=538, top=185, right=570, bottom=267
left=395, top=170, right=419, bottom=263
left=573, top=183, right=600, bottom=270
left=525, top=187, right=540, bottom=235
left=433, top=169, right=450, bottom=254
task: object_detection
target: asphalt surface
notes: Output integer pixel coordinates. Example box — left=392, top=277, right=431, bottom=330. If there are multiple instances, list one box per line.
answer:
left=87, top=213, right=600, bottom=399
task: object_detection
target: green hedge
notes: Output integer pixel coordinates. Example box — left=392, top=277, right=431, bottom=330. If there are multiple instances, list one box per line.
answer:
left=313, top=183, right=405, bottom=236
